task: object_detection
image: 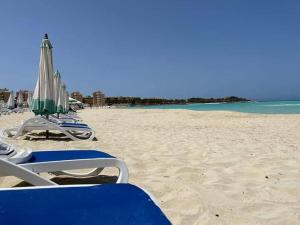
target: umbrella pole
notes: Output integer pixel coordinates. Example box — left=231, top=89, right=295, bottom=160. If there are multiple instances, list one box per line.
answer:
left=46, top=114, right=49, bottom=139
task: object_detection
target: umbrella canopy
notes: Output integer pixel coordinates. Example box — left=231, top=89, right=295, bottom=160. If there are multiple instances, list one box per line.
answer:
left=7, top=91, right=14, bottom=109
left=17, top=91, right=23, bottom=106
left=61, top=84, right=68, bottom=113
left=65, top=91, right=69, bottom=113
left=53, top=70, right=62, bottom=112
left=56, top=82, right=64, bottom=113
left=31, top=34, right=55, bottom=115
left=27, top=91, right=33, bottom=108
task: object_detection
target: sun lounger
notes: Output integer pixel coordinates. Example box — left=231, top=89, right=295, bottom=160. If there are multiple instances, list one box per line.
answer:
left=49, top=114, right=81, bottom=123
left=0, top=115, right=95, bottom=140
left=0, top=183, right=171, bottom=225
left=48, top=115, right=88, bottom=126
left=11, top=108, right=25, bottom=113
left=0, top=108, right=12, bottom=115
left=0, top=145, right=128, bottom=186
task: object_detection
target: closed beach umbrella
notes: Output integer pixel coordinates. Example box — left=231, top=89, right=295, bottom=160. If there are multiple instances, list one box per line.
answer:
left=17, top=91, right=23, bottom=107
left=61, top=83, right=66, bottom=113
left=65, top=91, right=69, bottom=113
left=61, top=84, right=67, bottom=113
left=56, top=82, right=64, bottom=113
left=27, top=91, right=33, bottom=108
left=7, top=91, right=14, bottom=109
left=31, top=34, right=55, bottom=115
left=53, top=70, right=61, bottom=112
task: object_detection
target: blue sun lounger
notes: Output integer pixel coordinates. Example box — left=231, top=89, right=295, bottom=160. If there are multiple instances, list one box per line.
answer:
left=48, top=115, right=89, bottom=127
left=0, top=183, right=171, bottom=225
left=59, top=122, right=89, bottom=127
left=49, top=114, right=82, bottom=124
left=0, top=148, right=129, bottom=185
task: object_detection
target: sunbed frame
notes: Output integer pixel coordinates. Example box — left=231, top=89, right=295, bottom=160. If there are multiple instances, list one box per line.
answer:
left=0, top=150, right=128, bottom=186
left=1, top=116, right=95, bottom=141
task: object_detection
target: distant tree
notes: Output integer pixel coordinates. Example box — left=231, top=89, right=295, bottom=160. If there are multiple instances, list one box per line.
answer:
left=105, top=96, right=249, bottom=106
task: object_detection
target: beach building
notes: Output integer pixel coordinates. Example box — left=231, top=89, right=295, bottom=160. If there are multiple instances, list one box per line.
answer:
left=71, top=91, right=83, bottom=102
left=75, top=91, right=106, bottom=107
left=82, top=96, right=93, bottom=107
left=93, top=91, right=105, bottom=106
left=0, top=88, right=10, bottom=103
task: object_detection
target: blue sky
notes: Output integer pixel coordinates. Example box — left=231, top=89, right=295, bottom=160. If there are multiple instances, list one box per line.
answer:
left=0, top=0, right=299, bottom=100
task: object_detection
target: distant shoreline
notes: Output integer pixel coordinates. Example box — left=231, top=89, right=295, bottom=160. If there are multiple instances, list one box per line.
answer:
left=131, top=101, right=252, bottom=107
left=106, top=96, right=251, bottom=107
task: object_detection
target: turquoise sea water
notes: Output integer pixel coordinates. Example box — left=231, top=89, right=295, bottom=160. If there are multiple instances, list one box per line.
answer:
left=138, top=101, right=300, bottom=114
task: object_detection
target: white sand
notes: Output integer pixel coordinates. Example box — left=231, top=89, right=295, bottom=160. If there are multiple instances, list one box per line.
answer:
left=1, top=109, right=300, bottom=225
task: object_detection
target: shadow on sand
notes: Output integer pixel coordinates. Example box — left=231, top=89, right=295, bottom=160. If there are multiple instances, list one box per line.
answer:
left=23, top=132, right=98, bottom=141
left=13, top=175, right=118, bottom=187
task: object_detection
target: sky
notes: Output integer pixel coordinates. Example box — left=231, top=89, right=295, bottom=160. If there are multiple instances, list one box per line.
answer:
left=0, top=0, right=299, bottom=100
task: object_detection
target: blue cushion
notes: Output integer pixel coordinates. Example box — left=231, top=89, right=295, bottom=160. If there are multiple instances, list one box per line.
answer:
left=27, top=150, right=115, bottom=163
left=60, top=123, right=90, bottom=128
left=61, top=122, right=89, bottom=127
left=0, top=184, right=171, bottom=225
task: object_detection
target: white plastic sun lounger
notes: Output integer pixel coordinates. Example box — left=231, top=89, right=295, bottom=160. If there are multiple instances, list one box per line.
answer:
left=0, top=108, right=12, bottom=115
left=0, top=146, right=128, bottom=186
left=0, top=116, right=95, bottom=141
left=11, top=108, right=25, bottom=113
left=0, top=144, right=170, bottom=224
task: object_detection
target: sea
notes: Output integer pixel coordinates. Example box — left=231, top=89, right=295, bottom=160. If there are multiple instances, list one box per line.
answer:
left=137, top=101, right=300, bottom=114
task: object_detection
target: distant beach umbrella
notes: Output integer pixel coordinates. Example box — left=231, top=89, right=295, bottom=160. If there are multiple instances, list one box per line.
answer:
left=61, top=83, right=66, bottom=112
left=17, top=91, right=23, bottom=107
left=27, top=91, right=33, bottom=108
left=7, top=91, right=14, bottom=109
left=31, top=34, right=55, bottom=115
left=61, top=84, right=68, bottom=113
left=56, top=82, right=64, bottom=114
left=65, top=91, right=69, bottom=113
left=53, top=70, right=62, bottom=112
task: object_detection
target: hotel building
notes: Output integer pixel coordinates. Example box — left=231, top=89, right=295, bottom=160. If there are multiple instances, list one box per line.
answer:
left=93, top=91, right=105, bottom=106
left=0, top=88, right=10, bottom=103
left=71, top=91, right=83, bottom=102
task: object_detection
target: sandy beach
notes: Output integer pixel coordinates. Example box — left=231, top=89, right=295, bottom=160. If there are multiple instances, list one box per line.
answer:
left=0, top=109, right=300, bottom=225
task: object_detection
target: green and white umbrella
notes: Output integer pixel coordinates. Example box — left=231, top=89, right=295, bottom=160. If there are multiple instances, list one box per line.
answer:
left=56, top=82, right=65, bottom=113
left=7, top=91, right=14, bottom=109
left=65, top=91, right=69, bottom=113
left=17, top=91, right=23, bottom=107
left=27, top=91, right=33, bottom=108
left=31, top=34, right=55, bottom=115
left=53, top=70, right=62, bottom=112
left=61, top=84, right=68, bottom=113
